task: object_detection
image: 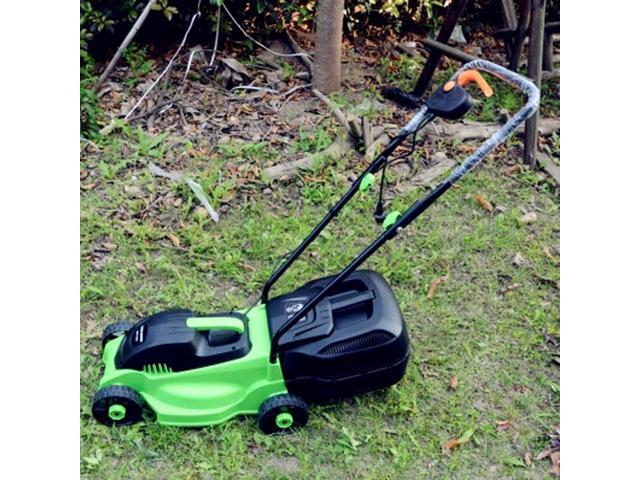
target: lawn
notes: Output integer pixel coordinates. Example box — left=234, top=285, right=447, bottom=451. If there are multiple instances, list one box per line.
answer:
left=80, top=70, right=560, bottom=478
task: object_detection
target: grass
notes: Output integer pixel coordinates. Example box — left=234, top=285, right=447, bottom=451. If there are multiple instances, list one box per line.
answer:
left=81, top=129, right=559, bottom=479
left=81, top=59, right=560, bottom=477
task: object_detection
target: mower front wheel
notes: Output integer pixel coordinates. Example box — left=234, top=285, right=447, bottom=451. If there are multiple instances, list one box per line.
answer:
left=257, top=394, right=309, bottom=434
left=92, top=385, right=144, bottom=427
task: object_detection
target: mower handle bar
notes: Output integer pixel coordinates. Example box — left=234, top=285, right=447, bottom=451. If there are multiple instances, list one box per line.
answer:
left=444, top=60, right=540, bottom=183
left=268, top=60, right=540, bottom=362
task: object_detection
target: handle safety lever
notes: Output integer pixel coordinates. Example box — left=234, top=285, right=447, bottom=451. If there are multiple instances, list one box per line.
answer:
left=444, top=70, right=494, bottom=97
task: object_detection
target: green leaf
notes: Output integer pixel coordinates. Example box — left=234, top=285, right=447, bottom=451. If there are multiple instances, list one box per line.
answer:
left=457, top=428, right=474, bottom=444
left=504, top=457, right=527, bottom=467
left=164, top=6, right=178, bottom=21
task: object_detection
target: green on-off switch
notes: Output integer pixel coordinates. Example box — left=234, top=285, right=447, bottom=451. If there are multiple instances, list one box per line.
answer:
left=383, top=211, right=402, bottom=231
left=359, top=173, right=375, bottom=192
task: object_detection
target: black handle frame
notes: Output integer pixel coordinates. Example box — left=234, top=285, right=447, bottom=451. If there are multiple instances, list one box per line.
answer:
left=266, top=60, right=540, bottom=363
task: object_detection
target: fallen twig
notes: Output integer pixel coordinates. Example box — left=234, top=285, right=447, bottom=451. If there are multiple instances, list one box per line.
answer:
left=312, top=88, right=362, bottom=142
left=364, top=133, right=390, bottom=162
left=209, top=4, right=222, bottom=66
left=231, top=85, right=278, bottom=94
left=265, top=135, right=354, bottom=180
left=393, top=152, right=457, bottom=195
left=425, top=118, right=560, bottom=141
left=362, top=117, right=373, bottom=150
left=124, top=0, right=202, bottom=120
left=92, top=0, right=158, bottom=93
left=393, top=41, right=422, bottom=58
left=283, top=30, right=313, bottom=75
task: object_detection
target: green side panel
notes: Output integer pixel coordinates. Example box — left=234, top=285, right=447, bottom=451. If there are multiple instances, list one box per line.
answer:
left=186, top=316, right=245, bottom=333
left=98, top=305, right=287, bottom=427
left=383, top=210, right=402, bottom=230
left=359, top=172, right=375, bottom=192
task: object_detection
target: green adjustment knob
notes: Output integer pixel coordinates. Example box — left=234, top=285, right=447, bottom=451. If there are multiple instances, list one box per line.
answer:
left=359, top=173, right=375, bottom=193
left=382, top=211, right=402, bottom=231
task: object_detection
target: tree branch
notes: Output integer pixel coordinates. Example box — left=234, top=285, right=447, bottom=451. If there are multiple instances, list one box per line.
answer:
left=92, top=0, right=158, bottom=93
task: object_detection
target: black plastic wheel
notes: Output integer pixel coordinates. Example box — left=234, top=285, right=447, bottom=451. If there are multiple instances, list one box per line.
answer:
left=101, top=321, right=134, bottom=348
left=92, top=385, right=144, bottom=427
left=257, top=394, right=309, bottom=434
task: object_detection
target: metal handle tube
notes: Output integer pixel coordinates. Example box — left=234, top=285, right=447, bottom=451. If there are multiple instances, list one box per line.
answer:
left=260, top=107, right=434, bottom=303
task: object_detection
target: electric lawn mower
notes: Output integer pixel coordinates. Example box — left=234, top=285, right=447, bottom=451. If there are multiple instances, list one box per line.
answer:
left=92, top=60, right=539, bottom=434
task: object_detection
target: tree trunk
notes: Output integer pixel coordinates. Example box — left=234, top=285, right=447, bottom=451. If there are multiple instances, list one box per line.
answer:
left=524, top=0, right=546, bottom=168
left=313, top=0, right=345, bottom=93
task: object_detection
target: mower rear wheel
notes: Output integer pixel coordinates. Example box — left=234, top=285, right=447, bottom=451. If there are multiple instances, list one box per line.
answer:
left=92, top=385, right=144, bottom=426
left=101, top=321, right=135, bottom=348
left=257, top=394, right=309, bottom=434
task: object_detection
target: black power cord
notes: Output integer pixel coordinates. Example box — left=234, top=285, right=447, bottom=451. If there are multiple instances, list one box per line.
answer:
left=374, top=116, right=432, bottom=223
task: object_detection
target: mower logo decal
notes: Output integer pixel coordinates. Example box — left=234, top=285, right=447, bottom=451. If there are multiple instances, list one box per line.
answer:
left=133, top=325, right=146, bottom=344
left=285, top=302, right=307, bottom=322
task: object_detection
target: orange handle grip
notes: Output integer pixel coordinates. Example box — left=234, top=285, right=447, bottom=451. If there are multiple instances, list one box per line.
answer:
left=457, top=70, right=494, bottom=97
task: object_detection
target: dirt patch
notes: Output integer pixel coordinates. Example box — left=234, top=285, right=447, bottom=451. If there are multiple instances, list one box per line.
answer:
left=264, top=456, right=300, bottom=475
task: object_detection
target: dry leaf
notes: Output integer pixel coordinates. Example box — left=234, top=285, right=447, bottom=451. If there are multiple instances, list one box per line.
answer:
left=473, top=193, right=494, bottom=212
left=497, top=283, right=521, bottom=299
left=535, top=448, right=552, bottom=460
left=101, top=241, right=116, bottom=251
left=457, top=144, right=475, bottom=154
left=513, top=252, right=527, bottom=267
left=81, top=182, right=97, bottom=190
left=496, top=420, right=512, bottom=432
left=443, top=428, right=474, bottom=455
left=543, top=245, right=558, bottom=263
left=505, top=164, right=521, bottom=176
left=512, top=384, right=529, bottom=394
left=194, top=206, right=208, bottom=218
left=524, top=452, right=532, bottom=466
left=167, top=233, right=181, bottom=248
left=449, top=375, right=458, bottom=390
left=520, top=211, right=538, bottom=224
left=240, top=262, right=256, bottom=272
left=442, top=438, right=459, bottom=456
left=135, top=262, right=147, bottom=274
left=549, top=451, right=560, bottom=476
left=427, top=275, right=449, bottom=299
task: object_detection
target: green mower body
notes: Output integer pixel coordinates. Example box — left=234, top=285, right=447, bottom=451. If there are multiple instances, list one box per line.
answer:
left=95, top=305, right=288, bottom=427
left=93, top=271, right=411, bottom=433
